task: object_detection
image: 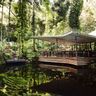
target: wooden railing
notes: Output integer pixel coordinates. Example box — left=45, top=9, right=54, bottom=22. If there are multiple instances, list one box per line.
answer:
left=39, top=51, right=96, bottom=57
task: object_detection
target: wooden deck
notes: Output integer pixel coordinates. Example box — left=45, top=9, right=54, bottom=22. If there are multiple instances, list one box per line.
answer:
left=33, top=32, right=96, bottom=72
left=39, top=56, right=96, bottom=66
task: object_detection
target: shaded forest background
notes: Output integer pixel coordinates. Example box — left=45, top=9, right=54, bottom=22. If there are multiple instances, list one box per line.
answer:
left=0, top=0, right=96, bottom=36
left=0, top=0, right=96, bottom=55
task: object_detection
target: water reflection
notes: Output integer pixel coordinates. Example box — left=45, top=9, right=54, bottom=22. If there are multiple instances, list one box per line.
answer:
left=1, top=61, right=96, bottom=96
left=0, top=63, right=65, bottom=96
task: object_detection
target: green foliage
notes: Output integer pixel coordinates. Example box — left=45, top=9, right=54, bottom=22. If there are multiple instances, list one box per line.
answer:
left=69, top=0, right=83, bottom=29
left=42, top=0, right=51, bottom=12
left=0, top=74, right=28, bottom=96
left=1, top=0, right=96, bottom=96
left=52, top=0, right=70, bottom=23
left=16, top=0, right=28, bottom=29
left=13, top=0, right=29, bottom=56
left=0, top=0, right=5, bottom=5
left=80, top=8, right=96, bottom=33
left=0, top=91, right=7, bottom=96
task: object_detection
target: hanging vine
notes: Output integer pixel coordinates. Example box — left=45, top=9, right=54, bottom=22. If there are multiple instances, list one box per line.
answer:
left=16, top=0, right=28, bottom=57
left=0, top=0, right=5, bottom=51
left=32, top=1, right=36, bottom=51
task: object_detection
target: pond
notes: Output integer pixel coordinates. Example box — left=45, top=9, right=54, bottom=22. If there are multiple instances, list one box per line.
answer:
left=0, top=63, right=65, bottom=96
left=1, top=62, right=96, bottom=96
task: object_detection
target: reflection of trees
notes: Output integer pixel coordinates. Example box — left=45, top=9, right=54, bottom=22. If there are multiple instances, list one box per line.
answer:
left=41, top=69, right=63, bottom=80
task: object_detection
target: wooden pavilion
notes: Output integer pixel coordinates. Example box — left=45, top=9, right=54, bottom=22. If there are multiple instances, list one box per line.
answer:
left=32, top=32, right=96, bottom=70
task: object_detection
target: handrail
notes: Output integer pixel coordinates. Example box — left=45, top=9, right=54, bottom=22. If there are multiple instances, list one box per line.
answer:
left=39, top=51, right=96, bottom=57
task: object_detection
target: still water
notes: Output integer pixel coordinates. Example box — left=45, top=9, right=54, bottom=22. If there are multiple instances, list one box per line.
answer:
left=0, top=63, right=64, bottom=96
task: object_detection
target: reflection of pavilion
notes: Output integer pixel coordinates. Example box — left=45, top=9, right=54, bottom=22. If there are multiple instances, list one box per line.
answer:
left=32, top=32, right=96, bottom=71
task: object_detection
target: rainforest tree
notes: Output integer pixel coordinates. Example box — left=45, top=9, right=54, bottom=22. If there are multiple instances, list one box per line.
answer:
left=69, top=0, right=83, bottom=30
